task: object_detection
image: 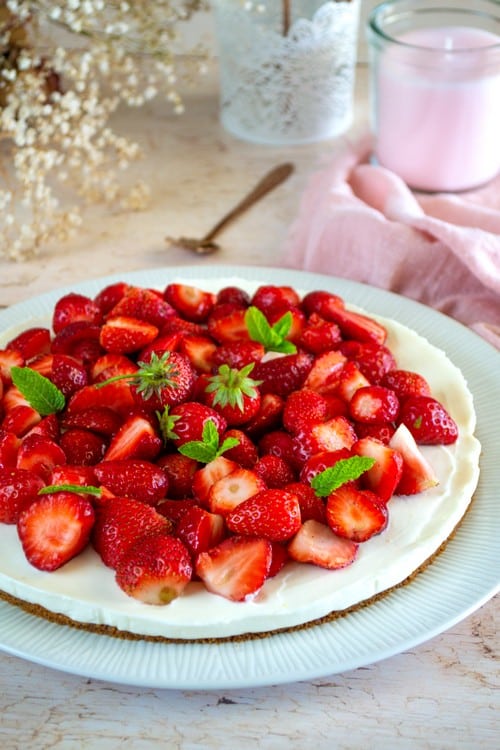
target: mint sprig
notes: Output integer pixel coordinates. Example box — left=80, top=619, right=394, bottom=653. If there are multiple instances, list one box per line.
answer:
left=244, top=306, right=296, bottom=354
left=38, top=484, right=102, bottom=497
left=178, top=419, right=239, bottom=464
left=11, top=366, right=65, bottom=416
left=311, top=456, right=376, bottom=497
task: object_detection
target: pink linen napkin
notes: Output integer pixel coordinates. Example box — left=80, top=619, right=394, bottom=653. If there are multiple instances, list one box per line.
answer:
left=285, top=134, right=500, bottom=349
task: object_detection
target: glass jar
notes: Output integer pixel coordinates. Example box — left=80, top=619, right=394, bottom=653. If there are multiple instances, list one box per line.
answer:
left=367, top=0, right=500, bottom=192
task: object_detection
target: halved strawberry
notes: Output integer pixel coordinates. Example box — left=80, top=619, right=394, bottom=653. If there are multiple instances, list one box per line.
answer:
left=2, top=405, right=41, bottom=437
left=52, top=293, right=103, bottom=334
left=60, top=428, right=107, bottom=466
left=207, top=467, right=266, bottom=515
left=92, top=495, right=171, bottom=568
left=0, top=467, right=45, bottom=524
left=90, top=353, right=138, bottom=383
left=103, top=415, right=162, bottom=462
left=0, top=349, right=25, bottom=385
left=398, top=396, right=458, bottom=445
left=292, top=416, right=357, bottom=465
left=338, top=341, right=396, bottom=384
left=302, top=350, right=346, bottom=394
left=207, top=304, right=250, bottom=344
left=353, top=437, right=403, bottom=503
left=317, top=304, right=387, bottom=345
left=195, top=535, right=272, bottom=602
left=268, top=542, right=289, bottom=577
left=16, top=434, right=67, bottom=481
left=179, top=335, right=217, bottom=374
left=191, top=455, right=238, bottom=505
left=336, top=361, right=371, bottom=402
left=99, top=316, right=159, bottom=354
left=252, top=351, right=313, bottom=397
left=94, top=281, right=131, bottom=314
left=0, top=431, right=21, bottom=469
left=389, top=424, right=439, bottom=495
left=66, top=381, right=135, bottom=417
left=284, top=481, right=326, bottom=524
left=109, top=287, right=175, bottom=328
left=7, top=327, right=51, bottom=361
left=244, top=393, right=284, bottom=439
left=164, top=283, right=216, bottom=323
left=49, top=464, right=97, bottom=490
left=62, top=407, right=122, bottom=437
left=17, top=491, right=95, bottom=571
left=175, top=505, right=225, bottom=556
left=299, top=313, right=342, bottom=354
left=349, top=385, right=400, bottom=424
left=299, top=448, right=353, bottom=485
left=287, top=519, right=358, bottom=570
left=115, top=530, right=192, bottom=604
left=156, top=498, right=198, bottom=524
left=226, top=488, right=301, bottom=542
left=251, top=285, right=300, bottom=315
left=301, top=290, right=345, bottom=318
left=93, top=459, right=169, bottom=505
left=49, top=354, right=88, bottom=398
left=325, top=484, right=388, bottom=542
left=156, top=452, right=199, bottom=498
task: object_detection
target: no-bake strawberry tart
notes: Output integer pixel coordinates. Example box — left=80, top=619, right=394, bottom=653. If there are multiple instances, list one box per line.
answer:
left=0, top=276, right=480, bottom=641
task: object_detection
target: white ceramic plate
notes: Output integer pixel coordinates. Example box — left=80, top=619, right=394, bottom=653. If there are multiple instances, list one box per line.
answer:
left=0, top=265, right=498, bottom=689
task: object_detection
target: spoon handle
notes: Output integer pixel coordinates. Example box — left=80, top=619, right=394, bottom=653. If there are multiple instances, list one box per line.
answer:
left=202, top=162, right=294, bottom=243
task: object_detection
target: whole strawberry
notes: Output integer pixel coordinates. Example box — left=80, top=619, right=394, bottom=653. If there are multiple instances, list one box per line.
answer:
left=203, top=363, right=261, bottom=426
left=398, top=396, right=458, bottom=445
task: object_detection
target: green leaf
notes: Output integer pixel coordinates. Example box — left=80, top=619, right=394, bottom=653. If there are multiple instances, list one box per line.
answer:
left=38, top=484, right=102, bottom=497
left=178, top=418, right=240, bottom=464
left=11, top=366, right=65, bottom=416
left=244, top=306, right=297, bottom=354
left=311, top=456, right=377, bottom=497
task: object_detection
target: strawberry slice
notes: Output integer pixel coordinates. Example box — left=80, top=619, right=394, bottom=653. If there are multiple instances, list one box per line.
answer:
left=17, top=491, right=95, bottom=571
left=0, top=349, right=25, bottom=385
left=92, top=496, right=171, bottom=568
left=115, top=530, right=192, bottom=604
left=207, top=467, right=266, bottom=515
left=93, top=459, right=169, bottom=505
left=207, top=304, right=250, bottom=344
left=99, top=316, right=159, bottom=354
left=90, top=353, right=138, bottom=383
left=164, top=283, right=216, bottom=323
left=338, top=341, right=396, bottom=384
left=195, top=536, right=272, bottom=602
left=292, top=416, right=357, bottom=465
left=287, top=519, right=358, bottom=570
left=175, top=505, right=225, bottom=556
left=103, top=415, right=162, bottom=462
left=0, top=467, right=45, bottom=524
left=179, top=335, right=217, bottom=374
left=49, top=464, right=97, bottom=490
left=389, top=424, right=439, bottom=495
left=326, top=484, right=388, bottom=542
left=336, top=361, right=371, bottom=402
left=302, top=350, right=346, bottom=394
left=191, top=455, right=238, bottom=505
left=320, top=305, right=387, bottom=345
left=353, top=437, right=403, bottom=502
left=7, top=327, right=51, bottom=361
left=226, top=488, right=301, bottom=542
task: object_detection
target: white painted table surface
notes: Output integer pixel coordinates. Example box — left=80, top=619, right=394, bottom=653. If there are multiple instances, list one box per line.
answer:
left=0, top=64, right=498, bottom=750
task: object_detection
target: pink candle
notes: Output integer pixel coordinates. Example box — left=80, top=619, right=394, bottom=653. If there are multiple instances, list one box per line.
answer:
left=368, top=3, right=500, bottom=192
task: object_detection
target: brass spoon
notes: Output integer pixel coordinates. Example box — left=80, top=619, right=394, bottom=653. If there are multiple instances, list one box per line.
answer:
left=166, top=162, right=294, bottom=255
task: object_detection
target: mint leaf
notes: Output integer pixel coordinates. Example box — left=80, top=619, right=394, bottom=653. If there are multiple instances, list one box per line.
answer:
left=244, top=306, right=296, bottom=354
left=11, top=366, right=65, bottom=416
left=178, top=419, right=240, bottom=463
left=311, top=456, right=376, bottom=497
left=38, top=484, right=102, bottom=497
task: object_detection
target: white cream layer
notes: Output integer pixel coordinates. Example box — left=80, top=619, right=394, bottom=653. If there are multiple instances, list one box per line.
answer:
left=0, top=281, right=481, bottom=640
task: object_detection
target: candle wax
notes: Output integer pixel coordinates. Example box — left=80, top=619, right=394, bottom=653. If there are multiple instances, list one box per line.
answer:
left=374, top=26, right=500, bottom=192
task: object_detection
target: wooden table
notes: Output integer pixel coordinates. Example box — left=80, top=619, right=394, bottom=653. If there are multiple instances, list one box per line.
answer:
left=0, top=64, right=498, bottom=750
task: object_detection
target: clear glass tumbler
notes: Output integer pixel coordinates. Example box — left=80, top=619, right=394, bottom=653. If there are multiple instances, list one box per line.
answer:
left=367, top=0, right=500, bottom=192
left=213, top=0, right=360, bottom=145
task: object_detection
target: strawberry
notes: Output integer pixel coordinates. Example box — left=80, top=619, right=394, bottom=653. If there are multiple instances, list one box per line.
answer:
left=99, top=316, right=159, bottom=354
left=222, top=428, right=258, bottom=468
left=252, top=351, right=313, bottom=397
left=207, top=304, right=250, bottom=344
left=254, top=454, right=295, bottom=488
left=129, top=352, right=196, bottom=411
left=156, top=452, right=199, bottom=498
left=282, top=388, right=329, bottom=435
left=103, top=414, right=162, bottom=462
left=156, top=498, right=198, bottom=524
left=216, top=286, right=250, bottom=308
left=338, top=341, right=396, bottom=384
left=287, top=519, right=358, bottom=570
left=2, top=405, right=41, bottom=437
left=284, top=481, right=326, bottom=524
left=17, top=491, right=95, bottom=571
left=16, top=434, right=67, bottom=481
left=164, top=283, right=216, bottom=323
left=138, top=332, right=182, bottom=363
left=49, top=354, right=88, bottom=398
left=51, top=322, right=102, bottom=362
left=301, top=290, right=345, bottom=318
left=179, top=335, right=217, bottom=374
left=349, top=385, right=400, bottom=424
left=0, top=348, right=25, bottom=385
left=0, top=467, right=45, bottom=524
left=93, top=459, right=169, bottom=505
left=389, top=424, right=439, bottom=495
left=92, top=495, right=171, bottom=568
left=94, top=281, right=131, bottom=314
left=244, top=393, right=284, bottom=439
left=203, top=363, right=261, bottom=426
left=251, top=285, right=300, bottom=315
left=299, top=313, right=342, bottom=354
left=164, top=402, right=227, bottom=448
left=49, top=464, right=97, bottom=490
left=267, top=305, right=306, bottom=344
left=268, top=542, right=289, bottom=577
left=207, top=467, right=266, bottom=515
left=313, top=301, right=387, bottom=345
left=381, top=369, right=432, bottom=400
left=353, top=437, right=403, bottom=502
left=0, top=431, right=20, bottom=469
left=302, top=350, right=346, bottom=394
left=195, top=535, right=272, bottom=602
left=7, top=327, right=51, bottom=361
left=191, top=455, right=238, bottom=505
left=355, top=422, right=396, bottom=444
left=66, top=381, right=135, bottom=417
left=398, top=396, right=458, bottom=445
left=292, top=416, right=357, bottom=464
left=109, top=287, right=175, bottom=328
left=175, top=505, right=225, bottom=556
left=52, top=293, right=103, bottom=334
left=62, top=407, right=122, bottom=437
left=299, top=448, right=353, bottom=485
left=161, top=315, right=206, bottom=337
left=210, top=340, right=265, bottom=371
left=60, top=428, right=107, bottom=465
left=336, top=361, right=371, bottom=403
left=258, top=430, right=297, bottom=468
left=90, top=353, right=138, bottom=383
left=115, top=530, right=192, bottom=604
left=226, top=488, right=301, bottom=541
left=325, top=484, right=388, bottom=542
